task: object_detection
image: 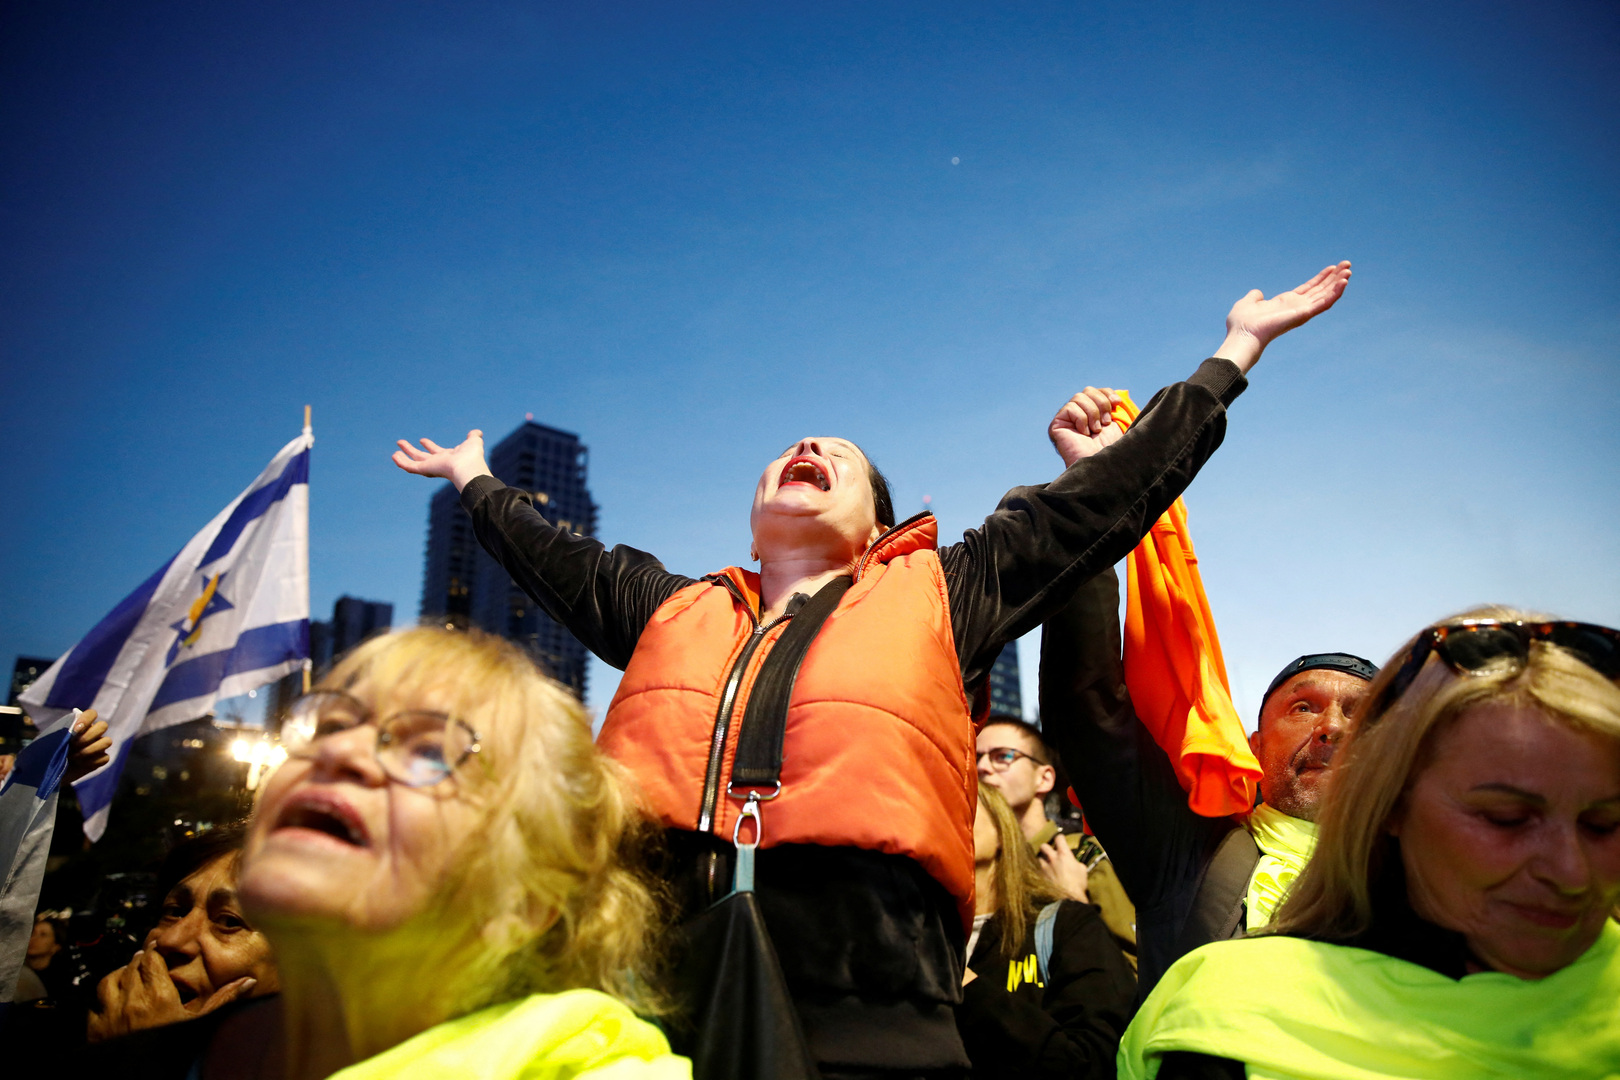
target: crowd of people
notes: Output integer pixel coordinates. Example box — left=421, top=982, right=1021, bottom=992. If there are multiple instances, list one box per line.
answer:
left=11, top=259, right=1620, bottom=1077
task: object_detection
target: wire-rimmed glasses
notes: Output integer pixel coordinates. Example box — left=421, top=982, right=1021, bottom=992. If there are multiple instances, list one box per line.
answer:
left=280, top=690, right=482, bottom=788
left=977, top=746, right=1046, bottom=772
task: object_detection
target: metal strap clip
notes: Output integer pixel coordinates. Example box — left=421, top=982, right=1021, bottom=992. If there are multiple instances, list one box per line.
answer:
left=731, top=792, right=764, bottom=893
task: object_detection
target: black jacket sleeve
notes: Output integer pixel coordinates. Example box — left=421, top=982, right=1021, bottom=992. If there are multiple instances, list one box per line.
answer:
left=1038, top=565, right=1236, bottom=994
left=941, top=358, right=1246, bottom=691
left=458, top=477, right=697, bottom=669
left=955, top=901, right=1138, bottom=1080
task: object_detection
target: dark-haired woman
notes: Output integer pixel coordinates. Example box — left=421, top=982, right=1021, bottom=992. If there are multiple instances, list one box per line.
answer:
left=394, top=265, right=1351, bottom=1076
left=88, top=824, right=280, bottom=1044
left=1119, top=608, right=1620, bottom=1079
left=957, top=783, right=1136, bottom=1079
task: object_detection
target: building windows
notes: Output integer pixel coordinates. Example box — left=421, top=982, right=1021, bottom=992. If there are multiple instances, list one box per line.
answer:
left=420, top=419, right=597, bottom=699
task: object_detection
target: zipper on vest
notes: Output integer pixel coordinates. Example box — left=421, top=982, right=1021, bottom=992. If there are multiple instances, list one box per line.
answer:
left=696, top=576, right=793, bottom=834
left=853, top=510, right=933, bottom=580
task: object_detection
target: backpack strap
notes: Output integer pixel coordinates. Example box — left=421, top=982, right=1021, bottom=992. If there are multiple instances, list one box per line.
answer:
left=1174, top=825, right=1261, bottom=959
left=729, top=575, right=853, bottom=787
left=1034, top=901, right=1063, bottom=986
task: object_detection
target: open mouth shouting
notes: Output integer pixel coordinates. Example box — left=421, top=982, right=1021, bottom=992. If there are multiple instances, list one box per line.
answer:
left=779, top=456, right=831, bottom=492
left=272, top=791, right=371, bottom=848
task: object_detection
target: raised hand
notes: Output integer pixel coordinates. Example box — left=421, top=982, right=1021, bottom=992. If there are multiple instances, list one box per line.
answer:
left=65, top=709, right=111, bottom=785
left=1049, top=387, right=1125, bottom=468
left=1037, top=837, right=1090, bottom=902
left=1216, top=261, right=1352, bottom=374
left=391, top=430, right=493, bottom=492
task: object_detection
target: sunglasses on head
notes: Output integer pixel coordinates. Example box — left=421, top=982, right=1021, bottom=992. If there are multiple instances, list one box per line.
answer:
left=1367, top=619, right=1620, bottom=720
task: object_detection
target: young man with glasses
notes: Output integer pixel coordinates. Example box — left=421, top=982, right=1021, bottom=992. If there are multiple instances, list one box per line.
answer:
left=977, top=716, right=1143, bottom=969
left=976, top=718, right=1059, bottom=841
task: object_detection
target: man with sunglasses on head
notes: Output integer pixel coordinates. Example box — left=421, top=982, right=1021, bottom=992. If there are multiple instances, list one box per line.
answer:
left=1038, top=565, right=1378, bottom=997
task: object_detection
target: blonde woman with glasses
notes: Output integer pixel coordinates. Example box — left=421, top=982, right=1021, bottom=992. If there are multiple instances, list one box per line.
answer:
left=80, top=626, right=688, bottom=1080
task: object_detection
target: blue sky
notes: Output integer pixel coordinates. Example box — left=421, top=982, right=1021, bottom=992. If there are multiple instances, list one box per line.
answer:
left=4, top=1, right=1616, bottom=725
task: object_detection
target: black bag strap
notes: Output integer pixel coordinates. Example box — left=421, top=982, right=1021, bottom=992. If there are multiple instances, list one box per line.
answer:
left=730, top=575, right=853, bottom=787
left=1174, top=824, right=1261, bottom=958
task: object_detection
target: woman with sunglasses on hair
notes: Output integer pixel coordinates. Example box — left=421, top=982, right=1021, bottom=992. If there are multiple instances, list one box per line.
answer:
left=78, top=625, right=688, bottom=1080
left=1118, top=608, right=1620, bottom=1080
left=957, top=783, right=1136, bottom=1080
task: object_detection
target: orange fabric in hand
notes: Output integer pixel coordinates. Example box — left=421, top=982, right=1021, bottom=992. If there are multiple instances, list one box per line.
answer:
left=1112, top=391, right=1261, bottom=818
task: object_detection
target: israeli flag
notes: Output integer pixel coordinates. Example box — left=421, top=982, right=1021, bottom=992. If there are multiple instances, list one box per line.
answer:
left=2, top=432, right=309, bottom=1006
left=16, top=430, right=311, bottom=840
left=0, top=709, right=78, bottom=1006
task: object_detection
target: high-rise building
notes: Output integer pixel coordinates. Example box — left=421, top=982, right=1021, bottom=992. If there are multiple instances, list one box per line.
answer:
left=269, top=595, right=392, bottom=723
left=10, top=656, right=54, bottom=707
left=423, top=484, right=478, bottom=629
left=986, top=638, right=1023, bottom=719
left=421, top=420, right=597, bottom=698
left=309, top=620, right=333, bottom=675
left=330, top=596, right=393, bottom=660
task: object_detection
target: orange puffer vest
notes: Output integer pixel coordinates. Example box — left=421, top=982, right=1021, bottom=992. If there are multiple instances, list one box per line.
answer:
left=598, top=514, right=978, bottom=928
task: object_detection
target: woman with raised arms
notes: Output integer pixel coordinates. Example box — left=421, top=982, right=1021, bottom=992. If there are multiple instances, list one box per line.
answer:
left=394, top=262, right=1352, bottom=1078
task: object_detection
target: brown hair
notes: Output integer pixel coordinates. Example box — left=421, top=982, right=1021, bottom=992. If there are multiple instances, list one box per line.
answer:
left=977, top=782, right=1064, bottom=960
left=320, top=625, right=666, bottom=1016
left=1269, top=605, right=1620, bottom=941
left=855, top=444, right=896, bottom=529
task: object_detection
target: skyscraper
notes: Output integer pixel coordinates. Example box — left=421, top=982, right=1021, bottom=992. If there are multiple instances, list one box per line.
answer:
left=10, top=656, right=53, bottom=707
left=423, top=484, right=477, bottom=628
left=330, top=596, right=393, bottom=660
left=986, top=638, right=1023, bottom=719
left=421, top=420, right=597, bottom=698
left=270, top=595, right=392, bottom=722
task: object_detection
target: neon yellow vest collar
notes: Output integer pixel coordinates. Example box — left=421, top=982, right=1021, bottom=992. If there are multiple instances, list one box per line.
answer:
left=1119, top=920, right=1620, bottom=1079
left=1244, top=803, right=1317, bottom=930
left=328, top=988, right=690, bottom=1080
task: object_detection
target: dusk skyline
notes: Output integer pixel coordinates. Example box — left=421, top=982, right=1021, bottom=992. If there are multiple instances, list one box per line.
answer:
left=4, top=2, right=1616, bottom=722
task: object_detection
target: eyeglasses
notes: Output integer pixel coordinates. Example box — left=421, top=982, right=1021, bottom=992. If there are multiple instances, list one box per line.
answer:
left=977, top=746, right=1047, bottom=772
left=1367, top=619, right=1620, bottom=719
left=280, top=690, right=483, bottom=788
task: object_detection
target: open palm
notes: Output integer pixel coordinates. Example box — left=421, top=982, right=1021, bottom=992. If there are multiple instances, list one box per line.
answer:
left=1227, top=262, right=1352, bottom=348
left=392, top=429, right=492, bottom=491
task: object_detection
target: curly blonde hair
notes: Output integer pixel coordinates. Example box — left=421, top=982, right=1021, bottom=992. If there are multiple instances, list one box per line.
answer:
left=319, top=625, right=667, bottom=1016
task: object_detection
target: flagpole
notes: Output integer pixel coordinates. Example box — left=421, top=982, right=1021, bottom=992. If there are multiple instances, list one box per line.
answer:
left=302, top=403, right=312, bottom=694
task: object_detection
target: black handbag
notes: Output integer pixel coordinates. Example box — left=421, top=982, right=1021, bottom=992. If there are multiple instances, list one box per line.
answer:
left=668, top=575, right=853, bottom=1080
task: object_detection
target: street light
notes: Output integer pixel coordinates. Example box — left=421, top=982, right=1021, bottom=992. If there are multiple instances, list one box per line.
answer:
left=230, top=735, right=288, bottom=791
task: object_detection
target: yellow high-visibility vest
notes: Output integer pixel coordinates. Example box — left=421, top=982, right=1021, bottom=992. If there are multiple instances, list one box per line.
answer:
left=331, top=988, right=691, bottom=1080
left=1119, top=920, right=1620, bottom=1079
